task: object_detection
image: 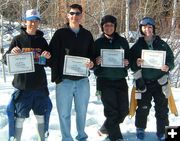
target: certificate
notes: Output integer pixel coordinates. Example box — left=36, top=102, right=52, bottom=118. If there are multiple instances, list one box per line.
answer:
left=141, top=49, right=166, bottom=69
left=101, top=49, right=124, bottom=67
left=7, top=52, right=35, bottom=74
left=63, top=55, right=90, bottom=76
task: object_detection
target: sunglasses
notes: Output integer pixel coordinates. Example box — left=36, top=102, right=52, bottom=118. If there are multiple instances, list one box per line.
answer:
left=69, top=12, right=82, bottom=16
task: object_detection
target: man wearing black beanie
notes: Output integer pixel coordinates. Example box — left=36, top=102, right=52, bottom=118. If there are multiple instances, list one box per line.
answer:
left=93, top=15, right=130, bottom=141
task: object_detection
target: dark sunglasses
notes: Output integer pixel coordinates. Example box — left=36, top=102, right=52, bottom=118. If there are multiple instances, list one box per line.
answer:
left=69, top=12, right=82, bottom=16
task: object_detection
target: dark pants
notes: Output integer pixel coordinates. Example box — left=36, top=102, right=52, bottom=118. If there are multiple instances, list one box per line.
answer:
left=98, top=78, right=129, bottom=141
left=135, top=80, right=169, bottom=134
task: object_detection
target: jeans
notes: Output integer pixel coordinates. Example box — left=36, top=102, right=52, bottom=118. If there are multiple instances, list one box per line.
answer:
left=56, top=78, right=90, bottom=141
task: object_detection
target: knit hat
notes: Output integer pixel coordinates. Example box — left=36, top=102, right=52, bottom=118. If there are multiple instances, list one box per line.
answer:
left=101, top=15, right=117, bottom=32
left=25, top=9, right=41, bottom=21
left=139, top=17, right=155, bottom=35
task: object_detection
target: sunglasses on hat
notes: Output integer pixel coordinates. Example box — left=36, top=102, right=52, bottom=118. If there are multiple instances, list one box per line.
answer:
left=140, top=17, right=155, bottom=26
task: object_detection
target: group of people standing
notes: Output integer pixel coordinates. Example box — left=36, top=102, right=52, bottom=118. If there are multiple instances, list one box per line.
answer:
left=3, top=3, right=174, bottom=141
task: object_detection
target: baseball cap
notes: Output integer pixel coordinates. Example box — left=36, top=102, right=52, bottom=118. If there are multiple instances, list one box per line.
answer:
left=25, top=9, right=41, bottom=21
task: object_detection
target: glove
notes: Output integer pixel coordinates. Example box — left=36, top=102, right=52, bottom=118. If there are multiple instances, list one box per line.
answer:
left=133, top=70, right=146, bottom=93
left=158, top=75, right=171, bottom=98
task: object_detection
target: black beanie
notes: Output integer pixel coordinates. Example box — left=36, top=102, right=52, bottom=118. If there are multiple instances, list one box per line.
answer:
left=101, top=15, right=117, bottom=32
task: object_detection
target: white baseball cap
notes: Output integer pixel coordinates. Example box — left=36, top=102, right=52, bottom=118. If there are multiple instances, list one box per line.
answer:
left=25, top=9, right=41, bottom=21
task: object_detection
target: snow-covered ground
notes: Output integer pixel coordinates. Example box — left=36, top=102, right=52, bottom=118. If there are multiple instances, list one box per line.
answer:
left=0, top=66, right=180, bottom=141
left=0, top=23, right=180, bottom=141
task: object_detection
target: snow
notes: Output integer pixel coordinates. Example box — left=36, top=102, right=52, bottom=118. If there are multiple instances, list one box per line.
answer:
left=0, top=24, right=180, bottom=141
left=0, top=67, right=180, bottom=141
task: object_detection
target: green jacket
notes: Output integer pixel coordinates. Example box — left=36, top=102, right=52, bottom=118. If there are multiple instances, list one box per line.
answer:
left=93, top=33, right=130, bottom=80
left=130, top=36, right=174, bottom=80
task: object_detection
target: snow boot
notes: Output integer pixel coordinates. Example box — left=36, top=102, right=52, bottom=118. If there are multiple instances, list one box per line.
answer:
left=157, top=133, right=165, bottom=141
left=136, top=128, right=145, bottom=140
left=98, top=123, right=108, bottom=136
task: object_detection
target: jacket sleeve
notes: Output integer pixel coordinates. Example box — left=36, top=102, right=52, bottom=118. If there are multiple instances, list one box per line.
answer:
left=123, top=38, right=130, bottom=69
left=129, top=44, right=141, bottom=72
left=164, top=41, right=175, bottom=71
left=47, top=31, right=61, bottom=68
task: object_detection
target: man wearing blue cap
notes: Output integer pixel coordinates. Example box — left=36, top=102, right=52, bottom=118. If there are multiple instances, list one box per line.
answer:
left=130, top=17, right=174, bottom=141
left=4, top=9, right=52, bottom=141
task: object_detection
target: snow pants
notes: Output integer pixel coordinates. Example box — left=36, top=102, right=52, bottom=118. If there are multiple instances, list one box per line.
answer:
left=97, top=78, right=129, bottom=141
left=135, top=80, right=169, bottom=135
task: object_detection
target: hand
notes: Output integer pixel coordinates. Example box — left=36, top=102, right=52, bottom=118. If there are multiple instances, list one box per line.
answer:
left=11, top=46, right=21, bottom=54
left=96, top=56, right=101, bottom=65
left=124, top=59, right=129, bottom=67
left=136, top=58, right=144, bottom=67
left=86, top=61, right=94, bottom=69
left=41, top=51, right=51, bottom=59
left=161, top=65, right=169, bottom=72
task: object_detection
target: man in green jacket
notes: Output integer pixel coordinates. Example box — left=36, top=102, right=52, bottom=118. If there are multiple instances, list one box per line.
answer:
left=94, top=15, right=130, bottom=141
left=130, top=17, right=174, bottom=141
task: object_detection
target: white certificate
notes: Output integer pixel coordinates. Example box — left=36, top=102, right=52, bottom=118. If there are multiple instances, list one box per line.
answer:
left=101, top=49, right=124, bottom=67
left=7, top=52, right=35, bottom=74
left=141, top=49, right=166, bottom=69
left=63, top=55, right=90, bottom=77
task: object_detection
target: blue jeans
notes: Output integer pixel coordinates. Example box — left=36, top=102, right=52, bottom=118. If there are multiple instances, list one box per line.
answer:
left=56, top=78, right=90, bottom=141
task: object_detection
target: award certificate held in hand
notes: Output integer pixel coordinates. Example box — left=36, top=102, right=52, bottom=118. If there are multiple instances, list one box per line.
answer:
left=7, top=52, right=35, bottom=74
left=141, top=49, right=166, bottom=69
left=63, top=55, right=90, bottom=77
left=101, top=49, right=124, bottom=68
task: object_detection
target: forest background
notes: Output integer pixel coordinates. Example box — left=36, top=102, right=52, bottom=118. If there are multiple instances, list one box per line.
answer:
left=0, top=0, right=180, bottom=87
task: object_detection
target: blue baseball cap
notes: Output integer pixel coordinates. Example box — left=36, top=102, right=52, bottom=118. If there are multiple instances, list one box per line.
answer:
left=25, top=9, right=41, bottom=21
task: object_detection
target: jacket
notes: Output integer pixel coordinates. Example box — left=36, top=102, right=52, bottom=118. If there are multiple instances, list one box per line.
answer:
left=5, top=27, right=49, bottom=90
left=130, top=36, right=174, bottom=80
left=93, top=33, right=130, bottom=79
left=49, top=24, right=94, bottom=84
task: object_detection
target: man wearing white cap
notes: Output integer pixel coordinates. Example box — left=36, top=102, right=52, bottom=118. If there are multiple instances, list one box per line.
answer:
left=4, top=9, right=52, bottom=141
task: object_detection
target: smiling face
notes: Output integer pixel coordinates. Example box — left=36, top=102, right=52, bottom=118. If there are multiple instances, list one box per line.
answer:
left=102, top=22, right=115, bottom=36
left=67, top=8, right=82, bottom=25
left=141, top=24, right=154, bottom=37
left=25, top=20, right=40, bottom=34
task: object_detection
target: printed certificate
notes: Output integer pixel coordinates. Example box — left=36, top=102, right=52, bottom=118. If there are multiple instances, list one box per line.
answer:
left=7, top=52, right=35, bottom=74
left=101, top=49, right=124, bottom=67
left=141, top=49, right=166, bottom=69
left=63, top=55, right=90, bottom=76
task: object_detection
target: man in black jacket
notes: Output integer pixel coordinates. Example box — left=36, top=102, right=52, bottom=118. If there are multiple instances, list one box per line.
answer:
left=4, top=9, right=52, bottom=141
left=49, top=4, right=94, bottom=141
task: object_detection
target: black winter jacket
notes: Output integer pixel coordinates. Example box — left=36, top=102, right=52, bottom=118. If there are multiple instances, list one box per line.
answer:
left=5, top=27, right=49, bottom=90
left=49, top=24, right=94, bottom=84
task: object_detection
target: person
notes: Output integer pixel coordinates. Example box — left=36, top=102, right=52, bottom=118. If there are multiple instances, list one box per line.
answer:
left=130, top=17, right=174, bottom=141
left=93, top=15, right=130, bottom=141
left=48, top=4, right=94, bottom=141
left=4, top=9, right=52, bottom=141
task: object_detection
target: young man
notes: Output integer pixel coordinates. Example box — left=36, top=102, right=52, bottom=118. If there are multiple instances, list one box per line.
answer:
left=4, top=9, right=52, bottom=141
left=93, top=15, right=130, bottom=141
left=130, top=17, right=174, bottom=141
left=48, top=4, right=94, bottom=141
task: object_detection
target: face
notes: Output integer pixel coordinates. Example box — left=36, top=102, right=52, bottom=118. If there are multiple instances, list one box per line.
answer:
left=25, top=20, right=40, bottom=31
left=67, top=8, right=82, bottom=24
left=103, top=22, right=115, bottom=35
left=141, top=24, right=154, bottom=37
